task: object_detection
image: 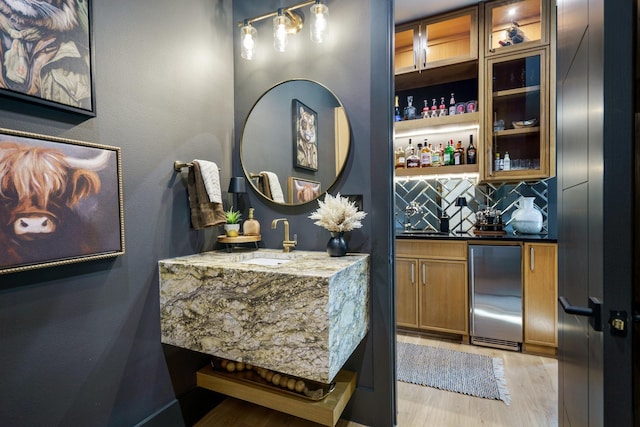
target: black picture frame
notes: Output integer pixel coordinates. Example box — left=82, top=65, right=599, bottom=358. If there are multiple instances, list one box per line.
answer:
left=0, top=128, right=124, bottom=274
left=292, top=99, right=318, bottom=171
left=0, top=1, right=96, bottom=116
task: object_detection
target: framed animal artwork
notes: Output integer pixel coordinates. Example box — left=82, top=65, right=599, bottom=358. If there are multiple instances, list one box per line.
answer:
left=292, top=99, right=318, bottom=171
left=288, top=177, right=320, bottom=205
left=0, top=128, right=124, bottom=274
left=0, top=0, right=95, bottom=116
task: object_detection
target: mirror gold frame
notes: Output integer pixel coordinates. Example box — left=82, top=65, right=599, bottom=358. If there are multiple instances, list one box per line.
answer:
left=240, top=79, right=350, bottom=205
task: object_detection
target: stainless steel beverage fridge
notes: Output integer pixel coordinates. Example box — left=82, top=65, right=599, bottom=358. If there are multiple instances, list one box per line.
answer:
left=469, top=244, right=522, bottom=351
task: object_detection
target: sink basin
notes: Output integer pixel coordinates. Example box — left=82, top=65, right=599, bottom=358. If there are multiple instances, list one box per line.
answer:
left=239, top=257, right=292, bottom=266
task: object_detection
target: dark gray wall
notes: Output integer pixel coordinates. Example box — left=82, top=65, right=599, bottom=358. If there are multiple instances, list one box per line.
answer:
left=233, top=1, right=395, bottom=426
left=0, top=0, right=234, bottom=425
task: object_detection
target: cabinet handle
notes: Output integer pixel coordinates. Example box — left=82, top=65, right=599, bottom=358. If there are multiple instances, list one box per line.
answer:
left=411, top=263, right=415, bottom=285
left=413, top=50, right=417, bottom=69
left=422, top=263, right=426, bottom=286
left=489, top=34, right=494, bottom=52
left=530, top=247, right=535, bottom=271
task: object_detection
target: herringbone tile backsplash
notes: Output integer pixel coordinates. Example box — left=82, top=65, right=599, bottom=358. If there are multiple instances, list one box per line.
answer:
left=395, top=176, right=552, bottom=234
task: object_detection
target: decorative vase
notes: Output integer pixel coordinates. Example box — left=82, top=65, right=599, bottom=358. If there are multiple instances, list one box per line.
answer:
left=511, top=197, right=543, bottom=234
left=224, top=223, right=240, bottom=237
left=326, top=232, right=348, bottom=257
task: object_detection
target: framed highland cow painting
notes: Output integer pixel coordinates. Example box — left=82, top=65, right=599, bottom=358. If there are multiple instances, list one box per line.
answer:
left=0, top=128, right=124, bottom=274
left=0, top=0, right=96, bottom=116
left=292, top=99, right=318, bottom=171
left=288, top=176, right=320, bottom=204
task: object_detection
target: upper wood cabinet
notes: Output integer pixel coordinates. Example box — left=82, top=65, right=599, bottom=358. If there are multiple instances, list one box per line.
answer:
left=484, top=47, right=550, bottom=181
left=485, top=0, right=549, bottom=56
left=395, top=6, right=478, bottom=75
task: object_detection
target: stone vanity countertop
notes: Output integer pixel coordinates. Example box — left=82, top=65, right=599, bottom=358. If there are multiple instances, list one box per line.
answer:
left=159, top=249, right=369, bottom=275
left=158, top=249, right=370, bottom=384
left=396, top=231, right=557, bottom=243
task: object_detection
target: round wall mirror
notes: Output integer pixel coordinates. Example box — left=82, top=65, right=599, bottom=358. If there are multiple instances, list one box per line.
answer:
left=240, top=79, right=350, bottom=205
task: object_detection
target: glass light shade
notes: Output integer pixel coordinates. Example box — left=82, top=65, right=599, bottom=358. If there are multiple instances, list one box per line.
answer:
left=310, top=1, right=329, bottom=43
left=240, top=22, right=257, bottom=60
left=273, top=9, right=289, bottom=52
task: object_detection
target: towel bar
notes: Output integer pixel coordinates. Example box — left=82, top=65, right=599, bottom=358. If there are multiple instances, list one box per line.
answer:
left=174, top=160, right=192, bottom=171
left=174, top=160, right=222, bottom=172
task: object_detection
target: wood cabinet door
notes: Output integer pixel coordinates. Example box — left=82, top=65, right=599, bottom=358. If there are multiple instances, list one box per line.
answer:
left=523, top=243, right=557, bottom=347
left=396, top=257, right=419, bottom=328
left=418, top=259, right=468, bottom=334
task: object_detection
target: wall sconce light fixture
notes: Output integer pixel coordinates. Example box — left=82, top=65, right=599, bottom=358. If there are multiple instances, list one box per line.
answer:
left=239, top=0, right=329, bottom=59
left=240, top=20, right=257, bottom=60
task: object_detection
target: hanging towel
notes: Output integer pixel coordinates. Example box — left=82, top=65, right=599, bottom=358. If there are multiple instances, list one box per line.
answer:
left=260, top=171, right=285, bottom=203
left=193, top=159, right=222, bottom=203
left=187, top=161, right=226, bottom=229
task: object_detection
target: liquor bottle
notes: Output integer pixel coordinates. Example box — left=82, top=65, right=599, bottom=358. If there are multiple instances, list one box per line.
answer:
left=406, top=145, right=420, bottom=168
left=430, top=98, right=438, bottom=118
left=494, top=152, right=502, bottom=171
left=404, top=138, right=414, bottom=160
left=449, top=93, right=456, bottom=116
left=454, top=141, right=464, bottom=165
left=394, top=96, right=402, bottom=122
left=421, top=99, right=429, bottom=119
left=503, top=152, right=511, bottom=170
left=431, top=143, right=441, bottom=167
left=444, top=140, right=455, bottom=165
left=466, top=135, right=477, bottom=164
left=405, top=96, right=417, bottom=120
left=439, top=97, right=447, bottom=116
left=394, top=146, right=406, bottom=169
left=420, top=139, right=431, bottom=167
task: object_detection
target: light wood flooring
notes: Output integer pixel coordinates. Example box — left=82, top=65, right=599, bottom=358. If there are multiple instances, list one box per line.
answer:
left=196, top=333, right=557, bottom=427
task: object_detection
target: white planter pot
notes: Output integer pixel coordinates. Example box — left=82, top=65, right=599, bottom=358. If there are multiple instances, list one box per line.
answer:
left=224, top=223, right=240, bottom=237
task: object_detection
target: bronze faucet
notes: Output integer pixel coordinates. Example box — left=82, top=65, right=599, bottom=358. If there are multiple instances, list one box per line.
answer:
left=271, top=218, right=297, bottom=252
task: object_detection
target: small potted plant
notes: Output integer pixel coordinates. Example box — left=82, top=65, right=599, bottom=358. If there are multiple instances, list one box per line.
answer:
left=224, top=207, right=242, bottom=237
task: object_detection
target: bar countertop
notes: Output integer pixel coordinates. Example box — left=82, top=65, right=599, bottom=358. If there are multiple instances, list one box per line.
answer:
left=395, top=230, right=557, bottom=243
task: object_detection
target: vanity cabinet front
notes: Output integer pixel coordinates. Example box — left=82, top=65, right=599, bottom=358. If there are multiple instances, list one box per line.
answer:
left=396, top=240, right=469, bottom=339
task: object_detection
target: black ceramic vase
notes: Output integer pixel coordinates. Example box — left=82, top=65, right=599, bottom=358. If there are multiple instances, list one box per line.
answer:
left=326, top=232, right=347, bottom=257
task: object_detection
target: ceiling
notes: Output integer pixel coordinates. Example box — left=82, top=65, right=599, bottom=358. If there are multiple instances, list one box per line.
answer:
left=395, top=0, right=481, bottom=24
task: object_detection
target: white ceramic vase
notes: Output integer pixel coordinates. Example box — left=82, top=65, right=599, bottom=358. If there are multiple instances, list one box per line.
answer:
left=511, top=197, right=543, bottom=234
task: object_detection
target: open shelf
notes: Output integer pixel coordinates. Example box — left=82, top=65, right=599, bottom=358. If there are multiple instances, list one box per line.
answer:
left=395, top=111, right=481, bottom=133
left=196, top=366, right=357, bottom=427
left=396, top=164, right=479, bottom=177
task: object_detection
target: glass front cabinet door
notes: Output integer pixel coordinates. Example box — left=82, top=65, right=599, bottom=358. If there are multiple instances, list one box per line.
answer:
left=485, top=0, right=548, bottom=56
left=485, top=47, right=549, bottom=181
left=394, top=7, right=478, bottom=75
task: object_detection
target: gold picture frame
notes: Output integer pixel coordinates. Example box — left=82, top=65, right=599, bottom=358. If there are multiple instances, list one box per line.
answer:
left=0, top=128, right=124, bottom=274
left=288, top=177, right=321, bottom=204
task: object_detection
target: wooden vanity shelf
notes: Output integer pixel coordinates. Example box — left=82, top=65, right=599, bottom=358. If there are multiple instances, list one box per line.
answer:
left=196, top=365, right=357, bottom=426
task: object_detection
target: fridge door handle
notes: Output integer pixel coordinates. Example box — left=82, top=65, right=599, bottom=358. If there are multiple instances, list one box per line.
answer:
left=530, top=246, right=535, bottom=271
